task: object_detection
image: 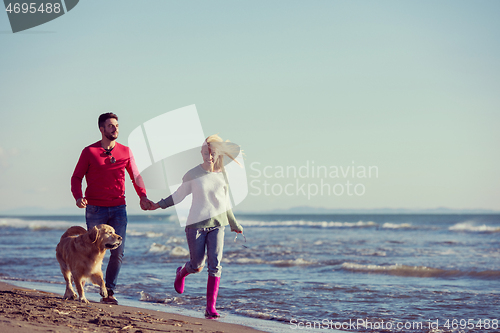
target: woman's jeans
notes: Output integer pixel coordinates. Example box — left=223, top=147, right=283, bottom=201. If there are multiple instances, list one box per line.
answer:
left=85, top=204, right=127, bottom=293
left=184, top=226, right=224, bottom=277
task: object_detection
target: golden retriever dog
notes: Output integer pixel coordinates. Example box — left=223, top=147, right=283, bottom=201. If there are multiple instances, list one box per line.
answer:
left=56, top=224, right=122, bottom=303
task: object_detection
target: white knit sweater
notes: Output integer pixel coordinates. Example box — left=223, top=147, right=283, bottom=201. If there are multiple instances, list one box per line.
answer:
left=159, top=165, right=242, bottom=231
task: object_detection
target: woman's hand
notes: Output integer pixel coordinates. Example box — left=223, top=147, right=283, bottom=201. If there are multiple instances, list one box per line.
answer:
left=150, top=202, right=161, bottom=210
left=140, top=196, right=155, bottom=210
left=231, top=225, right=243, bottom=233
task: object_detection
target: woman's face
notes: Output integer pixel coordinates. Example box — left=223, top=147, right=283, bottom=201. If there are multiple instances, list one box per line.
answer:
left=201, top=145, right=216, bottom=166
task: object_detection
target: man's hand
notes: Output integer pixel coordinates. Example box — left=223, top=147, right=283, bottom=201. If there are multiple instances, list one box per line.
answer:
left=140, top=196, right=154, bottom=210
left=76, top=198, right=87, bottom=208
left=150, top=202, right=161, bottom=210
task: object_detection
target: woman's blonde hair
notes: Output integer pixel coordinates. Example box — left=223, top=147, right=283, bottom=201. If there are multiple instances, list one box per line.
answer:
left=204, top=134, right=241, bottom=172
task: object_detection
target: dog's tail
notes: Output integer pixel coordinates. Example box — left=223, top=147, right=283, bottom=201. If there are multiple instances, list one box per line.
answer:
left=60, top=226, right=87, bottom=241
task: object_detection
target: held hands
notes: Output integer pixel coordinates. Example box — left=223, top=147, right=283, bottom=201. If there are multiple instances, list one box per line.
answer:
left=140, top=196, right=155, bottom=211
left=76, top=198, right=87, bottom=208
left=140, top=196, right=161, bottom=210
left=77, top=196, right=158, bottom=210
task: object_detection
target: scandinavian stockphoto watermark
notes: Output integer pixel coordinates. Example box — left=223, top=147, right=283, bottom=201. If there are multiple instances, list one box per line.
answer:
left=249, top=161, right=378, bottom=199
left=127, top=105, right=248, bottom=227
left=290, top=318, right=499, bottom=331
left=3, top=0, right=79, bottom=33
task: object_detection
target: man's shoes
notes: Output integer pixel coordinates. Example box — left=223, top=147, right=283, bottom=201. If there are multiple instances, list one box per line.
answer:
left=100, top=295, right=118, bottom=305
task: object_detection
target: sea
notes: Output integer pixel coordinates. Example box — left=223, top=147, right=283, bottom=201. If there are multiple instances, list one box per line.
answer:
left=0, top=213, right=499, bottom=333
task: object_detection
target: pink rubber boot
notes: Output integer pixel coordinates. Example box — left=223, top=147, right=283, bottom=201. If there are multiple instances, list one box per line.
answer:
left=205, top=275, right=221, bottom=319
left=174, top=265, right=190, bottom=294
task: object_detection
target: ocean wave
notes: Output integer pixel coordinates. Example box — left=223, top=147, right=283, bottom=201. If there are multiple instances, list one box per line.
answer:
left=241, top=219, right=377, bottom=228
left=128, top=230, right=164, bottom=238
left=147, top=242, right=168, bottom=253
left=234, top=308, right=289, bottom=322
left=355, top=249, right=387, bottom=257
left=139, top=291, right=177, bottom=304
left=341, top=262, right=500, bottom=279
left=382, top=223, right=414, bottom=229
left=147, top=243, right=189, bottom=257
left=165, top=236, right=185, bottom=244
left=271, top=258, right=315, bottom=267
left=449, top=222, right=500, bottom=233
left=0, top=276, right=64, bottom=285
left=230, top=258, right=267, bottom=265
left=227, top=257, right=315, bottom=267
left=170, top=246, right=190, bottom=257
left=0, top=218, right=78, bottom=231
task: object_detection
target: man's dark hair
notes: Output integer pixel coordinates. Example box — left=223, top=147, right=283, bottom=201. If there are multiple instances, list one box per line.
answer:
left=98, top=112, right=118, bottom=128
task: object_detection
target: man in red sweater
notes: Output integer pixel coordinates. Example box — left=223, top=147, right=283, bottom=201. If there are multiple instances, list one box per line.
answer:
left=71, top=112, right=153, bottom=304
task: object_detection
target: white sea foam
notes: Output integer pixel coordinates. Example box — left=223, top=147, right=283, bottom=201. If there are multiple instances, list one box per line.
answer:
left=148, top=243, right=170, bottom=253
left=128, top=230, right=164, bottom=237
left=341, top=262, right=458, bottom=278
left=170, top=246, right=189, bottom=257
left=165, top=236, right=185, bottom=244
left=235, top=308, right=288, bottom=321
left=271, top=258, right=314, bottom=267
left=356, top=249, right=387, bottom=257
left=241, top=219, right=377, bottom=228
left=146, top=243, right=189, bottom=257
left=229, top=257, right=315, bottom=267
left=449, top=222, right=500, bottom=232
left=341, top=262, right=500, bottom=279
left=0, top=218, right=79, bottom=231
left=382, top=223, right=413, bottom=229
left=438, top=249, right=457, bottom=256
left=139, top=291, right=168, bottom=303
left=232, top=258, right=267, bottom=265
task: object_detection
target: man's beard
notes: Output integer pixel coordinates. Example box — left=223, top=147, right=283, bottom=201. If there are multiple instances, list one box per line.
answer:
left=104, top=132, right=118, bottom=141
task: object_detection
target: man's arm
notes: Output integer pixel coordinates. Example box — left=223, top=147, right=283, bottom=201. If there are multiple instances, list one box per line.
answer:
left=71, top=148, right=89, bottom=208
left=125, top=148, right=154, bottom=210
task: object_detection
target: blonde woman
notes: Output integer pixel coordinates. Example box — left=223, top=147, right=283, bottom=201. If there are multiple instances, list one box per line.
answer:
left=151, top=134, right=243, bottom=319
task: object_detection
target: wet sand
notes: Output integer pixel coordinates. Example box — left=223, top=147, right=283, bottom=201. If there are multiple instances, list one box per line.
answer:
left=0, top=281, right=265, bottom=333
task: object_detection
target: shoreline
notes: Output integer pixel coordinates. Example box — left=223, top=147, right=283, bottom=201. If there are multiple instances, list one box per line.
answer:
left=0, top=280, right=268, bottom=333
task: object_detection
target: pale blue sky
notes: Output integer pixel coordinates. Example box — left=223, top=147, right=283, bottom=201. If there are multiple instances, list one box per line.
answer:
left=1, top=1, right=499, bottom=214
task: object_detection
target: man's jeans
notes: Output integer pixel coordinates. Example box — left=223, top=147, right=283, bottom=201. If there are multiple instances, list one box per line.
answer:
left=85, top=204, right=127, bottom=293
left=184, top=226, right=225, bottom=277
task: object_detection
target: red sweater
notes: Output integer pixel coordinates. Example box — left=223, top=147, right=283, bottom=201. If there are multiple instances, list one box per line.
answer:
left=71, top=141, right=147, bottom=207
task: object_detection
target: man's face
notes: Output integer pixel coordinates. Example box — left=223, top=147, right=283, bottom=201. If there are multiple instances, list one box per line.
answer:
left=101, top=118, right=119, bottom=141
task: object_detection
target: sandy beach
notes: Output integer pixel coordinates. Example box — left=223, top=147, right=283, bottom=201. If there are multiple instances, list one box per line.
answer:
left=0, top=281, right=265, bottom=333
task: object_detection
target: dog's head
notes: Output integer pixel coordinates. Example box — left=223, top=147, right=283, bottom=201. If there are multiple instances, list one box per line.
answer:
left=87, top=224, right=122, bottom=251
